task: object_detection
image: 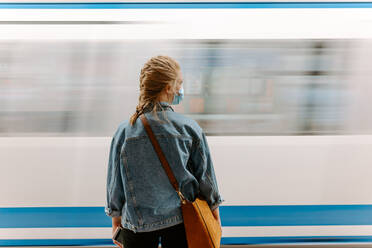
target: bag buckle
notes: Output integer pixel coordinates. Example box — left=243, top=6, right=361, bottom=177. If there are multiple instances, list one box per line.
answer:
left=177, top=191, right=187, bottom=204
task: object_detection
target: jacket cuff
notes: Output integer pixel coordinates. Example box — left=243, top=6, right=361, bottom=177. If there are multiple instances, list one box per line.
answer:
left=105, top=207, right=122, bottom=217
left=210, top=198, right=224, bottom=211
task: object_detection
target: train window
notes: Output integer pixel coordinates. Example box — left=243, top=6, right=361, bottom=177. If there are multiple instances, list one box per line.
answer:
left=0, top=39, right=370, bottom=136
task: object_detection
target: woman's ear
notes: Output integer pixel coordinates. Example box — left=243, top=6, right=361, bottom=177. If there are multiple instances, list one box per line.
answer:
left=165, top=84, right=172, bottom=95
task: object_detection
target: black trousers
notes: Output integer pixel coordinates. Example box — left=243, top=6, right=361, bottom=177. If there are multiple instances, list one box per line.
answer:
left=121, top=223, right=188, bottom=248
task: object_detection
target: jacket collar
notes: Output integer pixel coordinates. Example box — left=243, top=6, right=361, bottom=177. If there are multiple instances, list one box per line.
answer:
left=159, top=101, right=170, bottom=107
left=143, top=101, right=174, bottom=113
left=159, top=101, right=174, bottom=112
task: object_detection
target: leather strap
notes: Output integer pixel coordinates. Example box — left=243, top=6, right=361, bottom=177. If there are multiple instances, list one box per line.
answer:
left=140, top=114, right=185, bottom=201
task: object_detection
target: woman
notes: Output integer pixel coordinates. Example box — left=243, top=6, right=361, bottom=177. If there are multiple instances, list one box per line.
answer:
left=105, top=55, right=223, bottom=248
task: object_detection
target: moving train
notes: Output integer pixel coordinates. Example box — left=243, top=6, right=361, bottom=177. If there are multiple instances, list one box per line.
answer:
left=1, top=1, right=372, bottom=246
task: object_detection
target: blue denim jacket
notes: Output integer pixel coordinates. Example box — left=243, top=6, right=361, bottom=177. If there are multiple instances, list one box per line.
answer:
left=105, top=102, right=223, bottom=232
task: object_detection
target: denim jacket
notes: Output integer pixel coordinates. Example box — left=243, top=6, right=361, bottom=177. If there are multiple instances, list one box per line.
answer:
left=105, top=102, right=223, bottom=232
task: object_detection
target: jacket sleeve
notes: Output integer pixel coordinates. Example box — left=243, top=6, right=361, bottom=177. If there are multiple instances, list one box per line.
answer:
left=190, top=132, right=224, bottom=210
left=105, top=135, right=125, bottom=218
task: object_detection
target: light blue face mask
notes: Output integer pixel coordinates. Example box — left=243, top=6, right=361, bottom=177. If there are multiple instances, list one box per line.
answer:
left=171, top=86, right=184, bottom=105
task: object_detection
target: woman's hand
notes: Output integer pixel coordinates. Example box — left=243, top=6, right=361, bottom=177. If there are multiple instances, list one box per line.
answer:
left=112, top=239, right=123, bottom=248
left=112, top=217, right=124, bottom=248
left=212, top=207, right=222, bottom=233
left=112, top=225, right=123, bottom=248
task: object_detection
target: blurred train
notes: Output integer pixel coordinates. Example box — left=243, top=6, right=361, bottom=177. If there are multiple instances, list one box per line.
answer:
left=1, top=1, right=372, bottom=247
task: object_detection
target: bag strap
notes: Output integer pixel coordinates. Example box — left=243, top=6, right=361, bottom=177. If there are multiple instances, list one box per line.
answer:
left=140, top=114, right=186, bottom=203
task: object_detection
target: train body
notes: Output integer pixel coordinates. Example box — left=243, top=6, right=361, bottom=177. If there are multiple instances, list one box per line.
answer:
left=1, top=1, right=372, bottom=246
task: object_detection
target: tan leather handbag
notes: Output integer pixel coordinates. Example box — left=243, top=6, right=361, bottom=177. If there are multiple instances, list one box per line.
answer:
left=140, top=114, right=222, bottom=248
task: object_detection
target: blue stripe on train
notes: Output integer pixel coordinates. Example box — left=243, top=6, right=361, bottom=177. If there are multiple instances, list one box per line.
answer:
left=1, top=205, right=372, bottom=228
left=0, top=2, right=371, bottom=9
left=1, top=236, right=372, bottom=246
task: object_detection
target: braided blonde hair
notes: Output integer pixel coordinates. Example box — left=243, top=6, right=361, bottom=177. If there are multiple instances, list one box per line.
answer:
left=130, top=55, right=181, bottom=125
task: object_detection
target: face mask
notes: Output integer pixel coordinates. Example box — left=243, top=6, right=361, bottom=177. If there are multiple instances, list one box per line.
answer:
left=171, top=86, right=184, bottom=105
